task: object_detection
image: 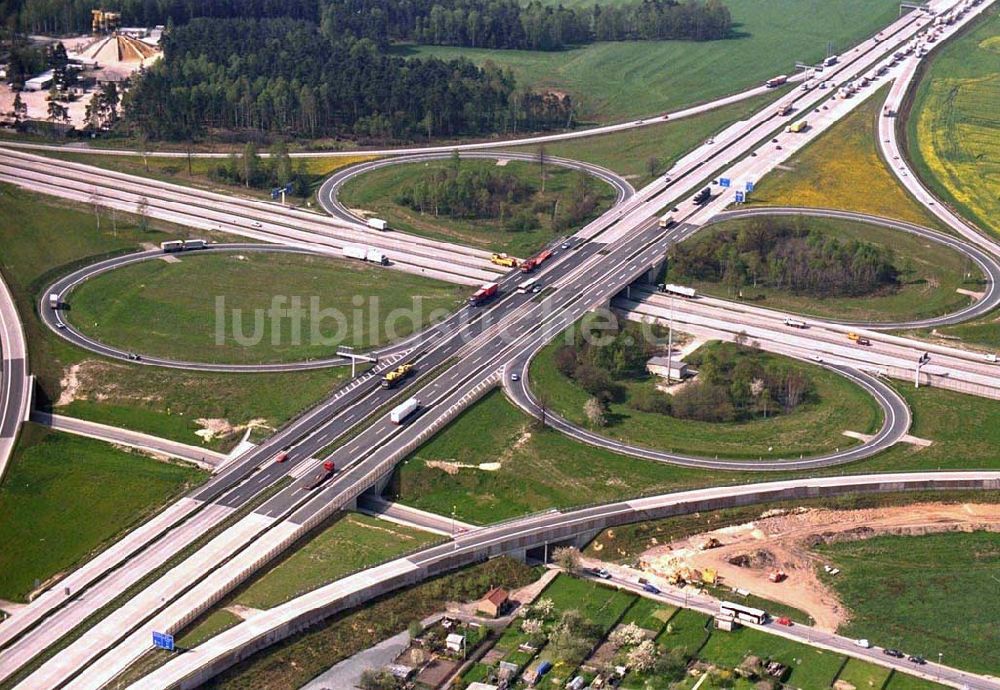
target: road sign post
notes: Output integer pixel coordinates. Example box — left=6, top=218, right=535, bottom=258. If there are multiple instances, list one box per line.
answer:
left=152, top=631, right=175, bottom=651
left=735, top=191, right=745, bottom=203
left=719, top=177, right=731, bottom=188
left=745, top=181, right=755, bottom=193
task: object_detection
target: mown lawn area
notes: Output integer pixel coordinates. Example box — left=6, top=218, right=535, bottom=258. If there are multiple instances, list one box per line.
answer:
left=0, top=184, right=356, bottom=451
left=620, top=596, right=676, bottom=634
left=338, top=158, right=616, bottom=256
left=906, top=7, right=1000, bottom=237
left=750, top=87, right=945, bottom=229
left=655, top=607, right=712, bottom=657
left=231, top=513, right=439, bottom=610
left=0, top=424, right=205, bottom=603
left=510, top=89, right=786, bottom=186
left=817, top=531, right=1000, bottom=675
left=540, top=574, right=636, bottom=633
left=394, top=0, right=901, bottom=123
left=835, top=657, right=893, bottom=690
left=669, top=215, right=979, bottom=323
left=884, top=671, right=951, bottom=690
left=66, top=250, right=464, bottom=363
left=530, top=338, right=881, bottom=460
left=176, top=609, right=243, bottom=649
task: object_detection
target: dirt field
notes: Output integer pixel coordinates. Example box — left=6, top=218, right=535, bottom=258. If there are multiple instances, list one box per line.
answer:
left=633, top=502, right=1000, bottom=631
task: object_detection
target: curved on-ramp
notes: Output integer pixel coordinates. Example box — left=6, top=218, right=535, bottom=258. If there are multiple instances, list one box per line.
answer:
left=0, top=268, right=30, bottom=482
left=317, top=150, right=635, bottom=227
left=704, top=206, right=1000, bottom=329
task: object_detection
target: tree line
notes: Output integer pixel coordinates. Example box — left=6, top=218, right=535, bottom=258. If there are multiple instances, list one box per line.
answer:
left=322, top=0, right=732, bottom=51
left=6, top=0, right=731, bottom=48
left=668, top=218, right=900, bottom=298
left=121, top=18, right=572, bottom=141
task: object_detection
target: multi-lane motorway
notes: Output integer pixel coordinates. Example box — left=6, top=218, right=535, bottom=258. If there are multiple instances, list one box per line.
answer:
left=0, top=268, right=29, bottom=482
left=0, top=0, right=997, bottom=687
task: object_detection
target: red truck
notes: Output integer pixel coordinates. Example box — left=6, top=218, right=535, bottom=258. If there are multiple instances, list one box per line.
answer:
left=520, top=248, right=553, bottom=273
left=469, top=282, right=499, bottom=306
left=304, top=461, right=336, bottom=490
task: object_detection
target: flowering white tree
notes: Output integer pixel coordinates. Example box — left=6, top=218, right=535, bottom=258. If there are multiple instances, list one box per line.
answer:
left=627, top=640, right=658, bottom=673
left=521, top=618, right=544, bottom=635
left=609, top=622, right=646, bottom=648
left=532, top=597, right=555, bottom=618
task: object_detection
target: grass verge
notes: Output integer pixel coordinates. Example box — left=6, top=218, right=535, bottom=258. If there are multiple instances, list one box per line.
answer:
left=0, top=424, right=205, bottom=602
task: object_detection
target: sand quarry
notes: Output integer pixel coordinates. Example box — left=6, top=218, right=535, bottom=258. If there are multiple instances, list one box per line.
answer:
left=633, top=502, right=1000, bottom=631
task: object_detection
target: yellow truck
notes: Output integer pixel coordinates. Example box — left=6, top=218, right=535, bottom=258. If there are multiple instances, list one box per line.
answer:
left=847, top=332, right=871, bottom=346
left=490, top=253, right=518, bottom=268
left=381, top=363, right=414, bottom=389
left=786, top=120, right=808, bottom=133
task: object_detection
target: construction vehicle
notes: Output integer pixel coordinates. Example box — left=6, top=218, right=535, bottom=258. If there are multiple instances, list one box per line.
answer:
left=381, top=363, right=414, bottom=389
left=765, top=74, right=788, bottom=88
left=786, top=120, right=808, bottom=133
left=390, top=398, right=419, bottom=424
left=304, top=461, right=336, bottom=490
left=847, top=332, right=871, bottom=346
left=367, top=217, right=388, bottom=231
left=768, top=570, right=787, bottom=583
left=490, top=253, right=518, bottom=268
left=469, top=282, right=499, bottom=305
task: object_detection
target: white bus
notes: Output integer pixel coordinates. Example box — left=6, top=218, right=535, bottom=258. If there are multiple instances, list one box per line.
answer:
left=160, top=240, right=184, bottom=252
left=517, top=277, right=538, bottom=294
left=720, top=601, right=768, bottom=625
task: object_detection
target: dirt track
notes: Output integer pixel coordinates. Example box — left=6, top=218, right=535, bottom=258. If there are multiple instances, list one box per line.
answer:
left=636, top=502, right=1000, bottom=631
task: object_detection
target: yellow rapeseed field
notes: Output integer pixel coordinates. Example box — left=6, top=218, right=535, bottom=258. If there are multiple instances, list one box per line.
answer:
left=749, top=90, right=943, bottom=228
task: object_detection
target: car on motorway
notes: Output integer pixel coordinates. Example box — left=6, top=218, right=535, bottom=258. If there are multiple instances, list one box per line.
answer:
left=251, top=221, right=262, bottom=228
left=561, top=241, right=572, bottom=250
left=531, top=285, right=542, bottom=293
left=883, top=649, right=904, bottom=658
left=642, top=583, right=661, bottom=594
left=811, top=354, right=823, bottom=363
left=855, top=639, right=872, bottom=649
left=274, top=447, right=291, bottom=463
left=908, top=655, right=926, bottom=665
left=510, top=373, right=520, bottom=382
left=776, top=617, right=793, bottom=626
left=56, top=322, right=66, bottom=329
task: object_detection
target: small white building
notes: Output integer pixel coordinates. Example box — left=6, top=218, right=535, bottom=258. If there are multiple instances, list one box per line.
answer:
left=24, top=69, right=54, bottom=91
left=446, top=632, right=465, bottom=653
left=467, top=683, right=498, bottom=690
left=647, top=355, right=690, bottom=381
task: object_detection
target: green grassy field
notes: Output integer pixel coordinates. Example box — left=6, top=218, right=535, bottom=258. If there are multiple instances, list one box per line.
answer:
left=0, top=424, right=205, bottom=603
left=884, top=672, right=951, bottom=690
left=750, top=87, right=945, bottom=229
left=389, top=388, right=761, bottom=524
left=530, top=338, right=880, bottom=460
left=670, top=216, right=979, bottom=323
left=231, top=513, right=438, bottom=610
left=394, top=0, right=901, bottom=124
left=510, top=89, right=785, bottom=186
left=906, top=8, right=1000, bottom=237
left=391, top=377, right=1000, bottom=526
left=176, top=610, right=243, bottom=648
left=907, top=308, right=1000, bottom=351
left=817, top=531, right=1000, bottom=675
left=0, top=184, right=356, bottom=451
left=836, top=656, right=893, bottom=690
left=66, top=251, right=464, bottom=363
left=337, top=159, right=615, bottom=256
left=620, top=596, right=676, bottom=634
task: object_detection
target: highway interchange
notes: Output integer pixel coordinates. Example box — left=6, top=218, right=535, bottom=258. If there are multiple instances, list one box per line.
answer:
left=0, top=0, right=998, bottom=687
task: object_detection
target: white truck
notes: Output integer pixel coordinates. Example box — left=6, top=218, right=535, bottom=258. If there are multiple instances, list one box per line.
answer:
left=343, top=245, right=389, bottom=265
left=367, top=218, right=388, bottom=231
left=48, top=293, right=60, bottom=309
left=390, top=397, right=419, bottom=424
